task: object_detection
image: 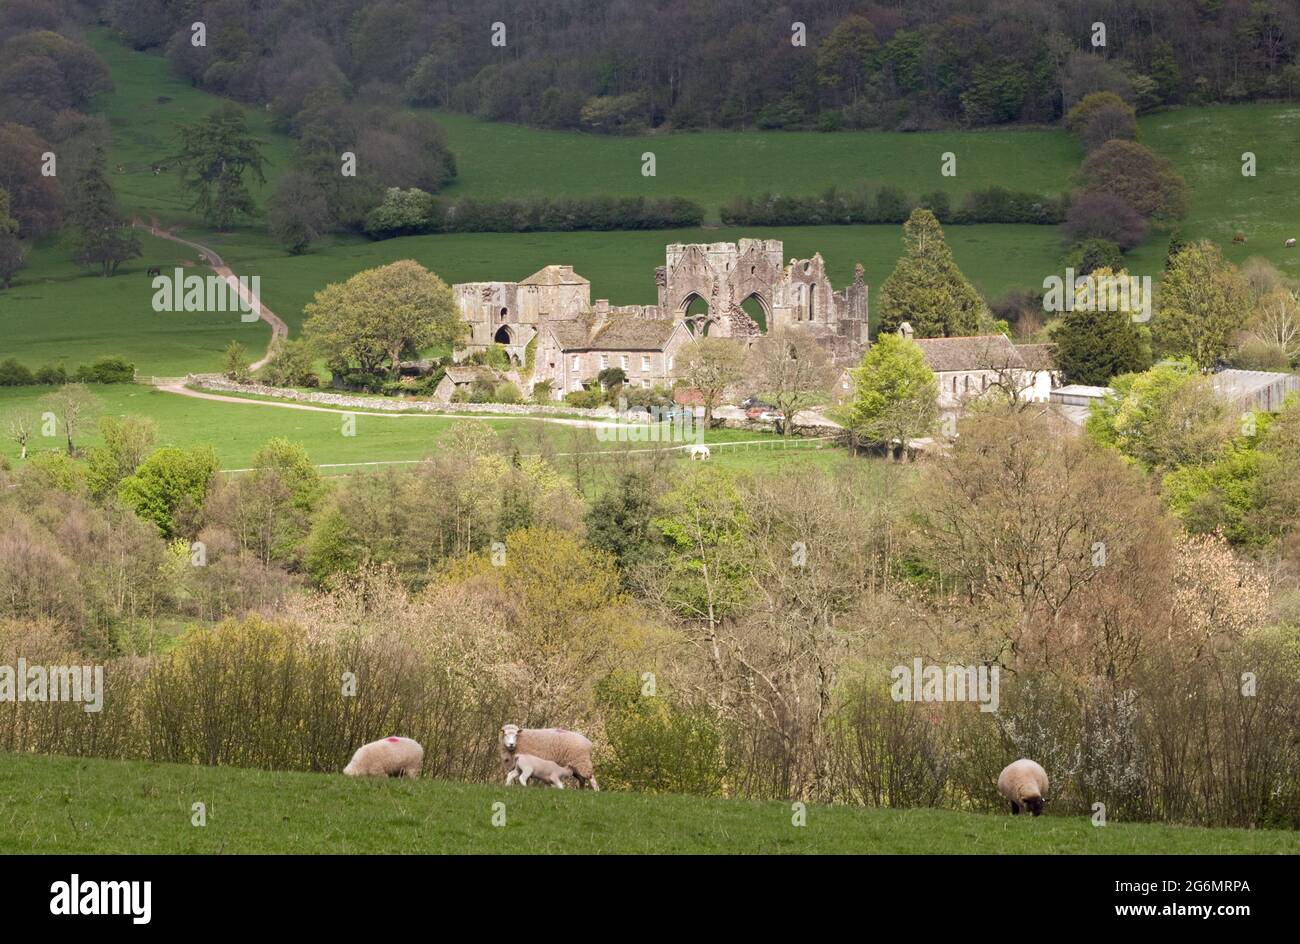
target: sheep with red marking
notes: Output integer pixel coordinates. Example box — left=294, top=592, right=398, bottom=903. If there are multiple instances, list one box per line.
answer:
left=343, top=736, right=424, bottom=778
left=499, top=724, right=599, bottom=790
left=998, top=758, right=1049, bottom=816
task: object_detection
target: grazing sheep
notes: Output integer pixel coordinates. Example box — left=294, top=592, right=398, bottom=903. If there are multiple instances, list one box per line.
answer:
left=343, top=736, right=424, bottom=778
left=505, top=753, right=574, bottom=788
left=998, top=758, right=1049, bottom=816
left=499, top=724, right=599, bottom=791
left=688, top=444, right=711, bottom=460
left=1287, top=238, right=1297, bottom=248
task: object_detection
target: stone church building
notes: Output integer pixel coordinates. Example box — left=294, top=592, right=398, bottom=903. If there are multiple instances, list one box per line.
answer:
left=451, top=240, right=869, bottom=399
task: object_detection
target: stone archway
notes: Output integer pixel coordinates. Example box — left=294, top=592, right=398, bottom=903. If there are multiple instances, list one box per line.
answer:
left=493, top=324, right=513, bottom=345
left=738, top=292, right=769, bottom=333
left=682, top=292, right=714, bottom=337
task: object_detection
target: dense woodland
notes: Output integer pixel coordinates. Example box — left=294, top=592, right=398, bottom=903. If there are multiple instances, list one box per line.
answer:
left=81, top=0, right=1300, bottom=132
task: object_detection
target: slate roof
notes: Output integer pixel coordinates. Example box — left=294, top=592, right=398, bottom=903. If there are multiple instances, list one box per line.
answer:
left=911, top=334, right=1026, bottom=372
left=546, top=317, right=680, bottom=351
left=520, top=265, right=589, bottom=286
left=1015, top=343, right=1057, bottom=371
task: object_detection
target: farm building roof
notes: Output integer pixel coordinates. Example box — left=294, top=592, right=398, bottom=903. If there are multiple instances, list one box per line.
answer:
left=911, top=334, right=1026, bottom=372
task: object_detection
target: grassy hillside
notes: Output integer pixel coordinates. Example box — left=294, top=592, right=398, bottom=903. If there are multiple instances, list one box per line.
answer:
left=82, top=27, right=295, bottom=228
left=1, top=752, right=1293, bottom=854
left=1138, top=103, right=1300, bottom=280
left=431, top=110, right=1080, bottom=211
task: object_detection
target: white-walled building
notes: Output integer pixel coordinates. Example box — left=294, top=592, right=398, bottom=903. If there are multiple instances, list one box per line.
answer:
left=899, top=323, right=1056, bottom=408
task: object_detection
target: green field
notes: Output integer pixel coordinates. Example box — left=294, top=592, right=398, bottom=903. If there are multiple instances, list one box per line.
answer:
left=431, top=110, right=1079, bottom=211
left=0, top=383, right=844, bottom=474
left=1, top=752, right=1292, bottom=854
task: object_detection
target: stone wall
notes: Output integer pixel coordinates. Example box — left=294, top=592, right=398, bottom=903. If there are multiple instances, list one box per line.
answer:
left=185, top=374, right=617, bottom=418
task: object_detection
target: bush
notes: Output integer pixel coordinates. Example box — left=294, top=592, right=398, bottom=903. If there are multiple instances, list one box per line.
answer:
left=1230, top=339, right=1292, bottom=372
left=34, top=364, right=67, bottom=385
left=1063, top=238, right=1124, bottom=276
left=262, top=338, right=319, bottom=388
left=530, top=379, right=554, bottom=403
left=596, top=673, right=728, bottom=796
left=0, top=356, right=134, bottom=386
left=564, top=389, right=603, bottom=409
left=492, top=381, right=522, bottom=404
left=0, top=358, right=35, bottom=386
left=719, top=184, right=1063, bottom=226
left=363, top=192, right=706, bottom=240
left=73, top=355, right=135, bottom=384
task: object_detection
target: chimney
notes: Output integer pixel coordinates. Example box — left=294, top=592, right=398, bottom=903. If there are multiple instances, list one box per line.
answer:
left=899, top=322, right=914, bottom=340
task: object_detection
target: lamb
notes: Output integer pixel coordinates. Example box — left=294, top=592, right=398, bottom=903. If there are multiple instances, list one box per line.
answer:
left=688, top=444, right=711, bottom=460
left=499, top=724, right=599, bottom=791
left=998, top=758, right=1049, bottom=816
left=505, top=752, right=574, bottom=788
left=1286, top=238, right=1297, bottom=248
left=343, top=736, right=424, bottom=778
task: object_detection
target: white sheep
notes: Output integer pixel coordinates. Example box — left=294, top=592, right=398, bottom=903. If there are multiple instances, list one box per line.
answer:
left=499, top=724, right=599, bottom=791
left=688, top=444, right=711, bottom=460
left=998, top=758, right=1049, bottom=816
left=505, top=752, right=574, bottom=788
left=343, top=736, right=424, bottom=778
left=1287, top=238, right=1297, bottom=248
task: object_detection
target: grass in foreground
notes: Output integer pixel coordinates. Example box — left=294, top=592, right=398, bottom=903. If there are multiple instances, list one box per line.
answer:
left=0, top=384, right=846, bottom=475
left=0, top=753, right=1293, bottom=854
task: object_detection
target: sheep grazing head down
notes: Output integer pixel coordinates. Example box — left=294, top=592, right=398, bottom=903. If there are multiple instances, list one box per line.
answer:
left=501, top=724, right=521, bottom=753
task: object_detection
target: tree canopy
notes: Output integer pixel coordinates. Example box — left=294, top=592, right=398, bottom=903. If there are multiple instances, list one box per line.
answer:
left=877, top=209, right=988, bottom=338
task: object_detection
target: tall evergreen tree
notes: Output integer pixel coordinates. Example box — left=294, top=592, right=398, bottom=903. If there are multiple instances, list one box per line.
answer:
left=1051, top=268, right=1152, bottom=385
left=877, top=209, right=988, bottom=338
left=69, top=149, right=140, bottom=277
left=171, top=104, right=267, bottom=229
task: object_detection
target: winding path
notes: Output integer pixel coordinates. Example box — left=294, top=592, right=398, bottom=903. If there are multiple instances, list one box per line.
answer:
left=135, top=217, right=288, bottom=369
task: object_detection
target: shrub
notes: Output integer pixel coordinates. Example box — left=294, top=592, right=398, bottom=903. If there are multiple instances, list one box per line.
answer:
left=492, top=381, right=522, bottom=404
left=564, top=389, right=603, bottom=409
left=1063, top=238, right=1124, bottom=276
left=0, top=358, right=34, bottom=386
left=73, top=355, right=135, bottom=384
left=34, top=364, right=67, bottom=385
left=596, top=673, right=728, bottom=796
left=262, top=338, right=319, bottom=387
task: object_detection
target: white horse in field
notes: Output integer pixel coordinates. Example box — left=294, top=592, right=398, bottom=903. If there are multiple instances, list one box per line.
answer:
left=688, top=444, right=711, bottom=460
